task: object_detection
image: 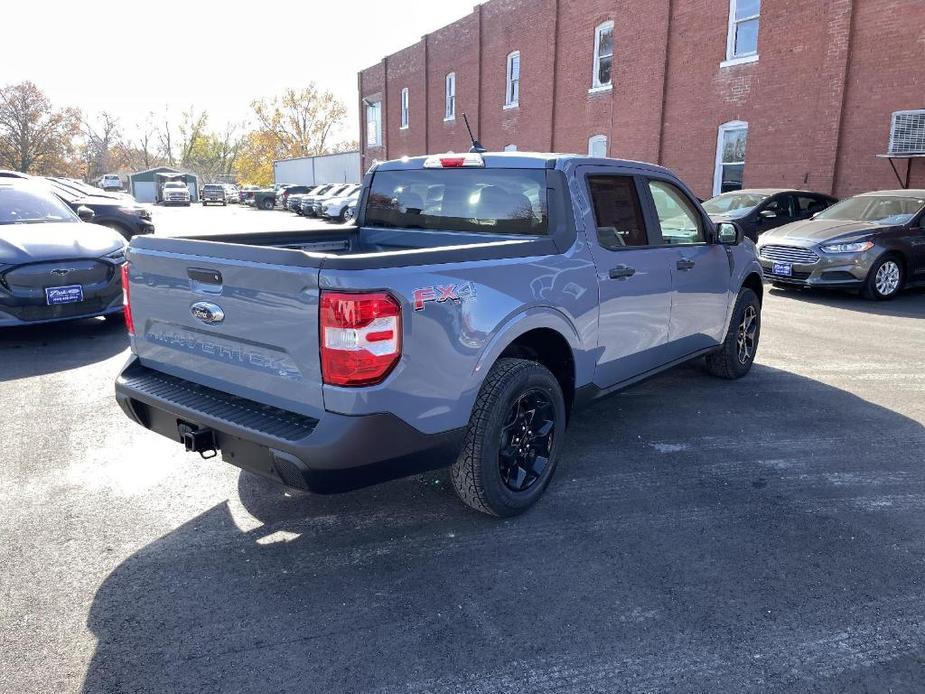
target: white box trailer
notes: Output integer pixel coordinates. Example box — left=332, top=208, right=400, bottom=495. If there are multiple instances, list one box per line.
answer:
left=273, top=151, right=360, bottom=186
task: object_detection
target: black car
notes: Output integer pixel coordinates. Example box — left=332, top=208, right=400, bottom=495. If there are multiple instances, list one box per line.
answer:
left=704, top=189, right=837, bottom=242
left=45, top=178, right=154, bottom=240
left=0, top=178, right=127, bottom=327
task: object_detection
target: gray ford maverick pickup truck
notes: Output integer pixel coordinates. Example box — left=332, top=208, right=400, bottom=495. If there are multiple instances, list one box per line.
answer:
left=115, top=151, right=764, bottom=516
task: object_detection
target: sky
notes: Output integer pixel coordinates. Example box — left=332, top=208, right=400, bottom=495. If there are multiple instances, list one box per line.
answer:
left=2, top=0, right=478, bottom=144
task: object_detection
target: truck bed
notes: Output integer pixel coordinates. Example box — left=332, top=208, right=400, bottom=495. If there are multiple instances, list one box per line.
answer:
left=130, top=226, right=559, bottom=270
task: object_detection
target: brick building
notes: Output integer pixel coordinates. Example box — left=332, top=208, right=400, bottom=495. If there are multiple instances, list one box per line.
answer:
left=358, top=0, right=924, bottom=199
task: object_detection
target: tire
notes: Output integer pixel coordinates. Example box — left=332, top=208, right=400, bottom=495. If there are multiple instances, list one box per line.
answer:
left=260, top=198, right=274, bottom=211
left=450, top=358, right=566, bottom=517
left=862, top=254, right=904, bottom=300
left=705, top=287, right=761, bottom=379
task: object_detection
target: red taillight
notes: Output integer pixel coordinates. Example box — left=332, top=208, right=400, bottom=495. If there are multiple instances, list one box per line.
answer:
left=120, top=263, right=135, bottom=336
left=439, top=157, right=466, bottom=168
left=320, top=291, right=401, bottom=387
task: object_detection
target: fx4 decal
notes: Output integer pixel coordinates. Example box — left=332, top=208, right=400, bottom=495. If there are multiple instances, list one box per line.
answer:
left=412, top=282, right=477, bottom=311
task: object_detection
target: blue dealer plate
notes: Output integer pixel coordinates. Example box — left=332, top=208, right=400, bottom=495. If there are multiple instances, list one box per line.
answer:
left=772, top=263, right=792, bottom=277
left=45, top=285, right=84, bottom=305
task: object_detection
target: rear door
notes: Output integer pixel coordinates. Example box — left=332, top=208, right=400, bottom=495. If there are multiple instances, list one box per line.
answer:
left=127, top=239, right=325, bottom=418
left=642, top=178, right=731, bottom=357
left=579, top=169, right=673, bottom=387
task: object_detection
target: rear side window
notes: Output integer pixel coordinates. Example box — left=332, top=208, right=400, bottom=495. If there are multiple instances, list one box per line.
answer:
left=587, top=175, right=648, bottom=248
left=648, top=180, right=704, bottom=244
left=365, top=169, right=548, bottom=235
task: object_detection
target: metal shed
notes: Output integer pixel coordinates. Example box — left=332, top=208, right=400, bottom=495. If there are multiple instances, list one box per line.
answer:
left=129, top=167, right=200, bottom=203
left=273, top=151, right=360, bottom=187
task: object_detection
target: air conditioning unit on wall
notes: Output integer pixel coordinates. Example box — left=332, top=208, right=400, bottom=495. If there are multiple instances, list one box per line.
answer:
left=888, top=110, right=925, bottom=156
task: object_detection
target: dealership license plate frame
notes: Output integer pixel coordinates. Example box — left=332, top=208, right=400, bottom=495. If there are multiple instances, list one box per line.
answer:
left=45, top=284, right=84, bottom=305
left=772, top=262, right=793, bottom=277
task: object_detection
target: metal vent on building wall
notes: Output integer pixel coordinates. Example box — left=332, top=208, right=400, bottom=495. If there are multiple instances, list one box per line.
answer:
left=888, top=110, right=925, bottom=155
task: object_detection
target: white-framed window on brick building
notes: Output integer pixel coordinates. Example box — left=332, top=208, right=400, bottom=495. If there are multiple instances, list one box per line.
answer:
left=445, top=72, right=456, bottom=121
left=505, top=51, right=520, bottom=108
left=400, top=88, right=409, bottom=129
left=591, top=21, right=614, bottom=91
left=588, top=134, right=608, bottom=158
left=714, top=121, right=748, bottom=195
left=723, top=0, right=760, bottom=66
left=366, top=100, right=382, bottom=148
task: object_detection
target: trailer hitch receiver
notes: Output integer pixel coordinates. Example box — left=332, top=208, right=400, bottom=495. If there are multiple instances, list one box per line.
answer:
left=177, top=422, right=218, bottom=459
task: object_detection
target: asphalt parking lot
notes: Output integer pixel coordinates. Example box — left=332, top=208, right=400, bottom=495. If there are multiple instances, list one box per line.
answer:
left=1, top=206, right=924, bottom=693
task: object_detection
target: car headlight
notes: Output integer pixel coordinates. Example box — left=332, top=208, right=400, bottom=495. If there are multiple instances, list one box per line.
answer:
left=820, top=240, right=874, bottom=254
left=118, top=206, right=146, bottom=216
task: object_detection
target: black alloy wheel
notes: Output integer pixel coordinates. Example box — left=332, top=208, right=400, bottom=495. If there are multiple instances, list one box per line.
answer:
left=498, top=389, right=556, bottom=492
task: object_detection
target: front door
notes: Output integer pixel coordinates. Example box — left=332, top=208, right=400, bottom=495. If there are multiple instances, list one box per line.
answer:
left=580, top=170, right=673, bottom=388
left=644, top=178, right=732, bottom=358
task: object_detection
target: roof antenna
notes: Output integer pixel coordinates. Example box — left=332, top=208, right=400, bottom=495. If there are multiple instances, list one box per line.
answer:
left=462, top=113, right=487, bottom=154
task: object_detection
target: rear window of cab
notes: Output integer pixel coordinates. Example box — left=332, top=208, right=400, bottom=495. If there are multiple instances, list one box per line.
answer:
left=365, top=169, right=548, bottom=235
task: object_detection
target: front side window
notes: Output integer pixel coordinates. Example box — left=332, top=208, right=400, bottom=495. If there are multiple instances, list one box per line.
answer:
left=588, top=135, right=608, bottom=158
left=445, top=72, right=456, bottom=120
left=365, top=168, right=548, bottom=236
left=505, top=51, right=520, bottom=107
left=714, top=121, right=748, bottom=195
left=726, top=0, right=760, bottom=61
left=400, top=88, right=409, bottom=129
left=592, top=21, right=614, bottom=89
left=588, top=175, right=648, bottom=249
left=366, top=101, right=382, bottom=147
left=648, top=180, right=704, bottom=244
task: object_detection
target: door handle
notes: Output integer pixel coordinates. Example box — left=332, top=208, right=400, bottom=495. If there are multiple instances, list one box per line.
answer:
left=676, top=258, right=696, bottom=271
left=609, top=265, right=636, bottom=279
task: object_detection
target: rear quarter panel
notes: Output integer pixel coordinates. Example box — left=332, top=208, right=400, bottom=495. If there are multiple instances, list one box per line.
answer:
left=319, top=242, right=600, bottom=435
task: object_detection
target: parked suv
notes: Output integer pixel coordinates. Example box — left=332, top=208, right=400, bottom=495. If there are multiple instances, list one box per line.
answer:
left=115, top=151, right=763, bottom=516
left=757, top=189, right=925, bottom=299
left=99, top=174, right=123, bottom=191
left=46, top=178, right=154, bottom=240
left=0, top=178, right=127, bottom=327
left=201, top=184, right=227, bottom=206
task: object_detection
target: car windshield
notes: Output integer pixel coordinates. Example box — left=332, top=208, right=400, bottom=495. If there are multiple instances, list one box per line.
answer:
left=0, top=185, right=79, bottom=225
left=365, top=168, right=548, bottom=235
left=203, top=185, right=222, bottom=191
left=815, top=195, right=925, bottom=225
left=164, top=182, right=186, bottom=189
left=703, top=192, right=770, bottom=215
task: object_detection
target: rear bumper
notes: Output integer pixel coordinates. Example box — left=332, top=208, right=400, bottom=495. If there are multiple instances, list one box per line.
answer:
left=115, top=359, right=465, bottom=493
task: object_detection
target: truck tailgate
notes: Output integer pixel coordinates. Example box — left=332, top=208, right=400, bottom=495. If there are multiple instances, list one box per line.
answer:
left=126, top=241, right=324, bottom=418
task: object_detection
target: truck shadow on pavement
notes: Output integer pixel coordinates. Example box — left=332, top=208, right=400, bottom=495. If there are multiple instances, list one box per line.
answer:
left=80, top=363, right=925, bottom=694
left=0, top=317, right=128, bottom=381
left=768, top=285, right=925, bottom=319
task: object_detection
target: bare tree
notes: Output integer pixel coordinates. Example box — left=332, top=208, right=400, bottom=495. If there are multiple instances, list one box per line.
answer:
left=0, top=81, right=81, bottom=174
left=83, top=111, right=122, bottom=181
left=158, top=109, right=175, bottom=166
left=178, top=107, right=209, bottom=168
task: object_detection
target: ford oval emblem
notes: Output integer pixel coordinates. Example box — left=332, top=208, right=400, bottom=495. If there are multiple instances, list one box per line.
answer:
left=190, top=301, right=225, bottom=325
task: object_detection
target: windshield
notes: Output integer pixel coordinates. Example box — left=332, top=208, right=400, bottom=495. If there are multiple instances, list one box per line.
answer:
left=815, top=195, right=925, bottom=225
left=703, top=191, right=770, bottom=215
left=203, top=185, right=223, bottom=191
left=0, top=185, right=79, bottom=225
left=365, top=169, right=548, bottom=235
left=164, top=182, right=186, bottom=189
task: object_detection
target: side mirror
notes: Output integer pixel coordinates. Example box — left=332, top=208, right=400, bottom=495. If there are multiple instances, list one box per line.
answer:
left=759, top=209, right=777, bottom=219
left=76, top=205, right=95, bottom=222
left=716, top=222, right=743, bottom=245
